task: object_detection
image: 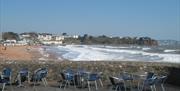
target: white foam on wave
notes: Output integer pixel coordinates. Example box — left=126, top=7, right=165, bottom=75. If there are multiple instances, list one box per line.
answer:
left=142, top=47, right=151, bottom=51
left=56, top=45, right=180, bottom=63
left=59, top=45, right=119, bottom=61
left=164, top=49, right=178, bottom=53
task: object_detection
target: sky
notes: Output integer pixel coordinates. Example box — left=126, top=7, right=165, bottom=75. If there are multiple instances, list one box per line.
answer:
left=0, top=0, right=180, bottom=40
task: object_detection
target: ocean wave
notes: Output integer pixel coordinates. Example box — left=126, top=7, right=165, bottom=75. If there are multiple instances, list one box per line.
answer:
left=53, top=45, right=180, bottom=63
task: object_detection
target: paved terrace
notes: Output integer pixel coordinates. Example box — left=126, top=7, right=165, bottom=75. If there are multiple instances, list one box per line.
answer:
left=1, top=82, right=180, bottom=91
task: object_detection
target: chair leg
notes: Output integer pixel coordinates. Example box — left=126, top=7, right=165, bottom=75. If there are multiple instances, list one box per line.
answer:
left=2, top=83, right=6, bottom=91
left=33, top=80, right=37, bottom=89
left=150, top=86, right=154, bottom=91
left=64, top=80, right=68, bottom=89
left=138, top=81, right=140, bottom=91
left=95, top=81, right=98, bottom=90
left=123, top=81, right=126, bottom=91
left=88, top=81, right=91, bottom=91
left=161, top=84, right=165, bottom=91
left=60, top=81, right=63, bottom=88
left=99, top=79, right=103, bottom=87
left=73, top=79, right=76, bottom=88
left=33, top=79, right=39, bottom=91
left=130, top=81, right=133, bottom=91
left=28, top=73, right=30, bottom=84
left=42, top=79, right=46, bottom=87
left=44, top=78, right=48, bottom=86
left=140, top=82, right=145, bottom=91
left=18, top=74, right=22, bottom=86
left=115, top=85, right=119, bottom=91
left=153, top=85, right=156, bottom=91
left=60, top=80, right=65, bottom=88
left=10, top=81, right=14, bottom=91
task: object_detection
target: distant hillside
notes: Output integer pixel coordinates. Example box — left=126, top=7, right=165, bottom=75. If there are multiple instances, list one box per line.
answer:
left=158, top=40, right=180, bottom=49
left=64, top=35, right=158, bottom=46
left=158, top=40, right=180, bottom=46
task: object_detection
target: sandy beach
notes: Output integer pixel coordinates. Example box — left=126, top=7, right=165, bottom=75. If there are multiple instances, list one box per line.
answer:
left=0, top=45, right=42, bottom=61
left=0, top=46, right=32, bottom=60
left=0, top=45, right=61, bottom=61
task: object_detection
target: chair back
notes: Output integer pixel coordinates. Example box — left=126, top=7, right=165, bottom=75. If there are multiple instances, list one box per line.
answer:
left=88, top=73, right=99, bottom=81
left=77, top=68, right=86, bottom=75
left=64, top=72, right=74, bottom=80
left=63, top=68, right=75, bottom=80
left=33, top=68, right=48, bottom=81
left=122, top=72, right=133, bottom=80
left=2, top=68, right=12, bottom=77
left=65, top=68, right=74, bottom=74
left=60, top=72, right=66, bottom=80
left=146, top=76, right=157, bottom=85
left=19, top=68, right=29, bottom=77
left=109, top=77, right=116, bottom=85
left=156, top=76, right=167, bottom=84
left=0, top=77, right=8, bottom=83
left=40, top=68, right=48, bottom=78
left=146, top=72, right=154, bottom=79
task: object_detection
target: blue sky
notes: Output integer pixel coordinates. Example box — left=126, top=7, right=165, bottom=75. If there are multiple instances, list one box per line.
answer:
left=0, top=0, right=179, bottom=40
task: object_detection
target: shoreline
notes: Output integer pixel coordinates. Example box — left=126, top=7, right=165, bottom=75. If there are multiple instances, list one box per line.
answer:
left=1, top=45, right=180, bottom=64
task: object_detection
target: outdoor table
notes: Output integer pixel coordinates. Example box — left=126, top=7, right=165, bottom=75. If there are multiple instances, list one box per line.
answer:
left=132, top=72, right=148, bottom=91
left=75, top=71, right=91, bottom=88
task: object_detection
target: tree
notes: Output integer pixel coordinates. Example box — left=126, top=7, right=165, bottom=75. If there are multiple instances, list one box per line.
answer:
left=62, top=33, right=67, bottom=36
left=2, top=32, right=19, bottom=40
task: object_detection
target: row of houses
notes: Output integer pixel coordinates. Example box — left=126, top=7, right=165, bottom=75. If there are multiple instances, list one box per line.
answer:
left=21, top=33, right=79, bottom=45
left=1, top=32, right=79, bottom=46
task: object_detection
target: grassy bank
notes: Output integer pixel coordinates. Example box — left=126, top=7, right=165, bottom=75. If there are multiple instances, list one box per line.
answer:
left=0, top=60, right=180, bottom=85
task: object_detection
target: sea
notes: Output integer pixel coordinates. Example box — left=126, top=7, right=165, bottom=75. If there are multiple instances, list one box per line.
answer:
left=43, top=44, right=180, bottom=63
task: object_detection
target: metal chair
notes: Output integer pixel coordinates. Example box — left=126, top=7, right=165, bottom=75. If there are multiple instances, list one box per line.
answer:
left=0, top=75, right=8, bottom=91
left=2, top=68, right=12, bottom=85
left=85, top=72, right=103, bottom=91
left=156, top=76, right=167, bottom=91
left=119, top=72, right=134, bottom=91
left=1, top=68, right=13, bottom=91
left=16, top=68, right=30, bottom=87
left=60, top=70, right=76, bottom=89
left=139, top=72, right=157, bottom=91
left=109, top=76, right=126, bottom=91
left=32, top=68, right=48, bottom=87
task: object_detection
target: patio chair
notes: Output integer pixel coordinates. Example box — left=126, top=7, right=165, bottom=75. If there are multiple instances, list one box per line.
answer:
left=2, top=68, right=12, bottom=85
left=109, top=76, right=126, bottom=91
left=60, top=70, right=76, bottom=89
left=121, top=72, right=134, bottom=91
left=139, top=72, right=157, bottom=91
left=156, top=76, right=167, bottom=91
left=85, top=72, right=103, bottom=91
left=16, top=68, right=30, bottom=87
left=0, top=75, right=8, bottom=91
left=146, top=72, right=155, bottom=79
left=32, top=68, right=48, bottom=87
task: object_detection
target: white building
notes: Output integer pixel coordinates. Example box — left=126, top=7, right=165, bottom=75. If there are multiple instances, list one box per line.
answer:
left=72, top=35, right=79, bottom=39
left=3, top=39, right=17, bottom=46
left=55, top=36, right=64, bottom=41
left=38, top=33, right=52, bottom=41
left=20, top=33, right=30, bottom=38
left=41, top=41, right=63, bottom=45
